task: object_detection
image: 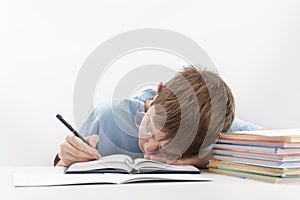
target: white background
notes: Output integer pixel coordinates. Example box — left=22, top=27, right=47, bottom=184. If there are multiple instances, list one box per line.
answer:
left=0, top=0, right=299, bottom=166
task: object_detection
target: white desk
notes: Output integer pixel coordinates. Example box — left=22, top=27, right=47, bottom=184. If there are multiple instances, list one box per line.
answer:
left=1, top=167, right=299, bottom=200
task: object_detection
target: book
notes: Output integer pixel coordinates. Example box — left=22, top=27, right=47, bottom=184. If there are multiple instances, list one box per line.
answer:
left=213, top=149, right=300, bottom=161
left=220, top=129, right=300, bottom=142
left=208, top=129, right=300, bottom=183
left=13, top=173, right=210, bottom=187
left=216, top=138, right=300, bottom=148
left=208, top=168, right=300, bottom=184
left=213, top=143, right=300, bottom=154
left=213, top=154, right=300, bottom=169
left=208, top=159, right=300, bottom=177
left=65, top=154, right=200, bottom=174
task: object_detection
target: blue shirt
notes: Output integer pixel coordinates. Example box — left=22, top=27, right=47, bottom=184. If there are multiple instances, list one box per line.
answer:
left=79, top=89, right=263, bottom=158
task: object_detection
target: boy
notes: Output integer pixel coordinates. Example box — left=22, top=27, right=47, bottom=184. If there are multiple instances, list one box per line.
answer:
left=55, top=66, right=262, bottom=167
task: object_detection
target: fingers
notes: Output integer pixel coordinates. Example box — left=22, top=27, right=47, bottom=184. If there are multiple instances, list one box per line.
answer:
left=86, top=135, right=99, bottom=148
left=166, top=155, right=204, bottom=167
left=66, top=134, right=99, bottom=156
left=58, top=134, right=100, bottom=167
left=166, top=158, right=187, bottom=165
left=58, top=153, right=91, bottom=167
left=144, top=153, right=203, bottom=167
left=144, top=154, right=169, bottom=163
left=60, top=141, right=98, bottom=160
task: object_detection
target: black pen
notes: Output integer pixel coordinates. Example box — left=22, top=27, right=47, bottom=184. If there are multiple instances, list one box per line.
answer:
left=56, top=114, right=101, bottom=159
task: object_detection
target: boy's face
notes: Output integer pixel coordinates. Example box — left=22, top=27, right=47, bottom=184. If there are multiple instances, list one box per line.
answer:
left=138, top=116, right=183, bottom=161
left=138, top=82, right=182, bottom=159
left=138, top=106, right=172, bottom=157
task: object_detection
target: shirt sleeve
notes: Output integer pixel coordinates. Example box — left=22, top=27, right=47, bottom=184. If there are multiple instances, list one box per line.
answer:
left=79, top=100, right=144, bottom=159
left=203, top=118, right=264, bottom=152
left=132, top=88, right=156, bottom=102
left=79, top=103, right=113, bottom=137
left=227, top=118, right=264, bottom=132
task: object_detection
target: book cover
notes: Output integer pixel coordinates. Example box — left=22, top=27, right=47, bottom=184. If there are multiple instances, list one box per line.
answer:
left=213, top=143, right=300, bottom=154
left=216, top=138, right=300, bottom=148
left=220, top=129, right=300, bottom=142
left=208, top=159, right=300, bottom=177
left=213, top=149, right=300, bottom=161
left=212, top=154, right=300, bottom=169
left=208, top=168, right=300, bottom=184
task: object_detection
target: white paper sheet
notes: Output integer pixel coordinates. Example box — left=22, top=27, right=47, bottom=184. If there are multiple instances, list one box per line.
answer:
left=13, top=173, right=211, bottom=187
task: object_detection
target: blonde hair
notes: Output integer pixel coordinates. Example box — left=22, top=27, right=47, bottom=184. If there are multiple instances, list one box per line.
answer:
left=152, top=66, right=235, bottom=156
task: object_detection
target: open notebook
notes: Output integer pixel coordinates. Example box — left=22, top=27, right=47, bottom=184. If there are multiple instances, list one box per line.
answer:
left=65, top=154, right=200, bottom=174
left=13, top=173, right=210, bottom=187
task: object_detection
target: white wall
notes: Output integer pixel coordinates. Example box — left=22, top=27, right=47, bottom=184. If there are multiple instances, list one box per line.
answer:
left=0, top=0, right=299, bottom=166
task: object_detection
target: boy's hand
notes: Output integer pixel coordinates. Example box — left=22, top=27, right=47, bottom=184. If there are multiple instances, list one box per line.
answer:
left=56, top=134, right=100, bottom=167
left=144, top=150, right=213, bottom=168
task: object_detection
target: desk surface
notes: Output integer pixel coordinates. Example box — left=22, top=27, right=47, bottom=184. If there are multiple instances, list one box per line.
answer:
left=1, top=167, right=299, bottom=200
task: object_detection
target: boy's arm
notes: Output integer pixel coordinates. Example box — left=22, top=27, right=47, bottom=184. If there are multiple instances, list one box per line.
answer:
left=144, top=150, right=213, bottom=169
left=54, top=105, right=105, bottom=166
left=132, top=88, right=156, bottom=102
left=227, top=118, right=264, bottom=132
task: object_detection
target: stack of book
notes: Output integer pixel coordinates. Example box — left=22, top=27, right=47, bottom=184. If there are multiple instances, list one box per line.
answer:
left=208, top=129, right=300, bottom=183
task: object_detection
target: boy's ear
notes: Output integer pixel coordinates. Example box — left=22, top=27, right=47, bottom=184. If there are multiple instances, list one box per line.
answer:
left=157, top=82, right=163, bottom=93
left=152, top=82, right=163, bottom=102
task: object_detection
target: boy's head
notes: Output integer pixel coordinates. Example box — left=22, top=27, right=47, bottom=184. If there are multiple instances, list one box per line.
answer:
left=138, top=65, right=235, bottom=159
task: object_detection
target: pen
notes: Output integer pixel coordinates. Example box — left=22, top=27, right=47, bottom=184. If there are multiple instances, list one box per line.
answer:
left=56, top=114, right=101, bottom=159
